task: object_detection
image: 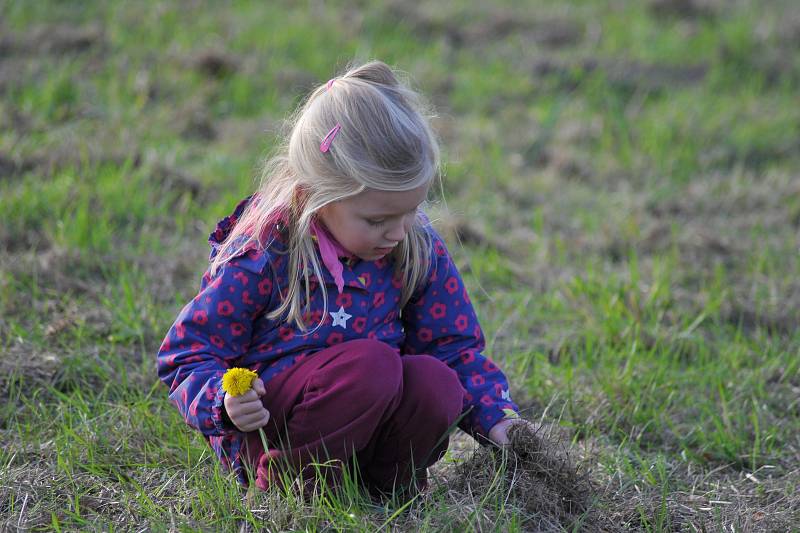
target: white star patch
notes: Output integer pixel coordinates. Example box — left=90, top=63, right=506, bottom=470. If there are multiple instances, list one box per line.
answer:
left=501, top=388, right=511, bottom=401
left=330, top=306, right=352, bottom=329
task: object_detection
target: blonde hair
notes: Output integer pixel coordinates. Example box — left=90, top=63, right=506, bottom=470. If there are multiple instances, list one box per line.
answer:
left=210, top=60, right=441, bottom=330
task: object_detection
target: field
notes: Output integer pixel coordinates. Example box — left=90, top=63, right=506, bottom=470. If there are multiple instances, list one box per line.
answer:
left=1, top=0, right=799, bottom=530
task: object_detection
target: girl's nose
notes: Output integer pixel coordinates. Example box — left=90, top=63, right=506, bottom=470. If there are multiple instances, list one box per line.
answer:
left=384, top=224, right=405, bottom=243
left=384, top=217, right=409, bottom=242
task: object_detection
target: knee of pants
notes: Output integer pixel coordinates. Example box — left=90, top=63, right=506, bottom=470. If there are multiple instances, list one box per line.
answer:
left=334, top=339, right=403, bottom=404
left=402, top=356, right=465, bottom=427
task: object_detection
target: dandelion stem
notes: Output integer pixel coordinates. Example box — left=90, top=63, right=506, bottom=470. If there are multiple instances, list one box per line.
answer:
left=258, top=428, right=269, bottom=454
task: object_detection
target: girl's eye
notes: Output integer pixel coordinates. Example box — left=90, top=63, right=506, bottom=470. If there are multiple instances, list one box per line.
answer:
left=366, top=219, right=385, bottom=227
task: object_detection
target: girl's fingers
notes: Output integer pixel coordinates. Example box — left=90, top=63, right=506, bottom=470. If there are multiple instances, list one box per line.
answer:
left=227, top=390, right=269, bottom=430
left=237, top=390, right=260, bottom=403
left=231, top=405, right=268, bottom=423
left=235, top=399, right=267, bottom=415
left=237, top=412, right=270, bottom=432
left=252, top=378, right=266, bottom=397
left=230, top=405, right=267, bottom=424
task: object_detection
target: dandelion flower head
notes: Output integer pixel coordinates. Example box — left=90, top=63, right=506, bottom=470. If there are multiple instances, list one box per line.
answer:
left=222, top=367, right=258, bottom=397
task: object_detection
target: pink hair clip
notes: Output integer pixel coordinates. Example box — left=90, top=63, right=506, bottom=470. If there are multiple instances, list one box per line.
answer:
left=326, top=78, right=336, bottom=90
left=320, top=123, right=341, bottom=153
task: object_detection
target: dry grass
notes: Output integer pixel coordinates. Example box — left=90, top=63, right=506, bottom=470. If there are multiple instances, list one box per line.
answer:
left=2, top=0, right=800, bottom=530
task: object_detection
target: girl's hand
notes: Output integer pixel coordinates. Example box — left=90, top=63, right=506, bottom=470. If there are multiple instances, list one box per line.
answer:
left=223, top=378, right=270, bottom=432
left=488, top=417, right=539, bottom=447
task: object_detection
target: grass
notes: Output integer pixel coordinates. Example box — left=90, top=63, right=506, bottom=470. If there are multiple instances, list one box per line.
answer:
left=2, top=0, right=800, bottom=530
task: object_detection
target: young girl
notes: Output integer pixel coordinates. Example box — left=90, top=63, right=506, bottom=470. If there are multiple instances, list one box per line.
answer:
left=157, top=60, right=531, bottom=499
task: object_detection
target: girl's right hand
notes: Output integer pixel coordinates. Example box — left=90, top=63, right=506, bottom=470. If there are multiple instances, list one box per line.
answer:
left=223, top=378, right=271, bottom=432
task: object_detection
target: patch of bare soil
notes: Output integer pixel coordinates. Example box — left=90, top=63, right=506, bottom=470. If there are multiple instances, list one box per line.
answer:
left=0, top=57, right=35, bottom=93
left=1, top=247, right=103, bottom=296
left=0, top=236, right=202, bottom=352
left=531, top=57, right=709, bottom=92
left=0, top=339, right=142, bottom=410
left=721, top=283, right=800, bottom=336
left=0, top=152, right=38, bottom=180
left=459, top=14, right=583, bottom=48
left=0, top=106, right=34, bottom=136
left=0, top=453, right=143, bottom=530
left=774, top=9, right=800, bottom=47
left=177, top=104, right=218, bottom=141
left=0, top=342, right=62, bottom=403
left=188, top=48, right=240, bottom=79
left=434, top=211, right=540, bottom=286
left=0, top=223, right=50, bottom=255
left=722, top=13, right=800, bottom=88
left=615, top=462, right=800, bottom=531
left=0, top=141, right=209, bottom=206
left=0, top=23, right=107, bottom=96
left=0, top=143, right=142, bottom=181
left=0, top=340, right=151, bottom=408
left=134, top=244, right=207, bottom=305
left=602, top=60, right=708, bottom=91
left=385, top=2, right=584, bottom=48
left=541, top=146, right=594, bottom=182
left=0, top=24, right=105, bottom=56
left=712, top=131, right=799, bottom=171
left=648, top=0, right=720, bottom=18
left=150, top=163, right=206, bottom=201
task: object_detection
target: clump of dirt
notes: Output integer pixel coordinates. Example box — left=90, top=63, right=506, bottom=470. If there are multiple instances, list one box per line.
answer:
left=648, top=0, right=720, bottom=19
left=445, top=423, right=605, bottom=531
left=190, top=49, right=240, bottom=79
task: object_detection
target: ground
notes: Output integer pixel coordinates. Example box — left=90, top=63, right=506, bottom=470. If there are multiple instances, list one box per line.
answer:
left=1, top=0, right=799, bottom=530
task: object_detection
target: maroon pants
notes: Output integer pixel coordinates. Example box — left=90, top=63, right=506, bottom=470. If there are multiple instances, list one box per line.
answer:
left=242, top=339, right=466, bottom=496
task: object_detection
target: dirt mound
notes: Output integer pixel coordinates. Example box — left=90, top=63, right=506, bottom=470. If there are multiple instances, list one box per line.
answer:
left=444, top=423, right=606, bottom=531
left=189, top=49, right=240, bottom=79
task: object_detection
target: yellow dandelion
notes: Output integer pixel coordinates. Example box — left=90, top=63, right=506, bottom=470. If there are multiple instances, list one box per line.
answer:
left=222, top=367, right=258, bottom=397
left=220, top=367, right=271, bottom=455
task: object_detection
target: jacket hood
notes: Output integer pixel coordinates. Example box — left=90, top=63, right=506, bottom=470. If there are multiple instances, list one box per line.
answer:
left=208, top=196, right=254, bottom=252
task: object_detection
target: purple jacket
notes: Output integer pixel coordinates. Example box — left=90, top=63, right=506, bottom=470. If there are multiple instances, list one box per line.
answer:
left=157, top=198, right=520, bottom=482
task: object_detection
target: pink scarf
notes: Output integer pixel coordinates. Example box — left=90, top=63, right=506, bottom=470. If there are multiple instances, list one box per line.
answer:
left=309, top=221, right=352, bottom=294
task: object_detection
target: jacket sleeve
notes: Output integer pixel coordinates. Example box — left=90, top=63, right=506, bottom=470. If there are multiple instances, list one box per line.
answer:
left=156, top=248, right=273, bottom=437
left=401, top=226, right=520, bottom=441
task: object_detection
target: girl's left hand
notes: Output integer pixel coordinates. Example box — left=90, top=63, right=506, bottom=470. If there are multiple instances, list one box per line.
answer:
left=488, top=417, right=539, bottom=447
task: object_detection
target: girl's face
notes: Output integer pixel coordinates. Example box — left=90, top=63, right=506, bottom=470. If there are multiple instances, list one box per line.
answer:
left=317, top=182, right=430, bottom=261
